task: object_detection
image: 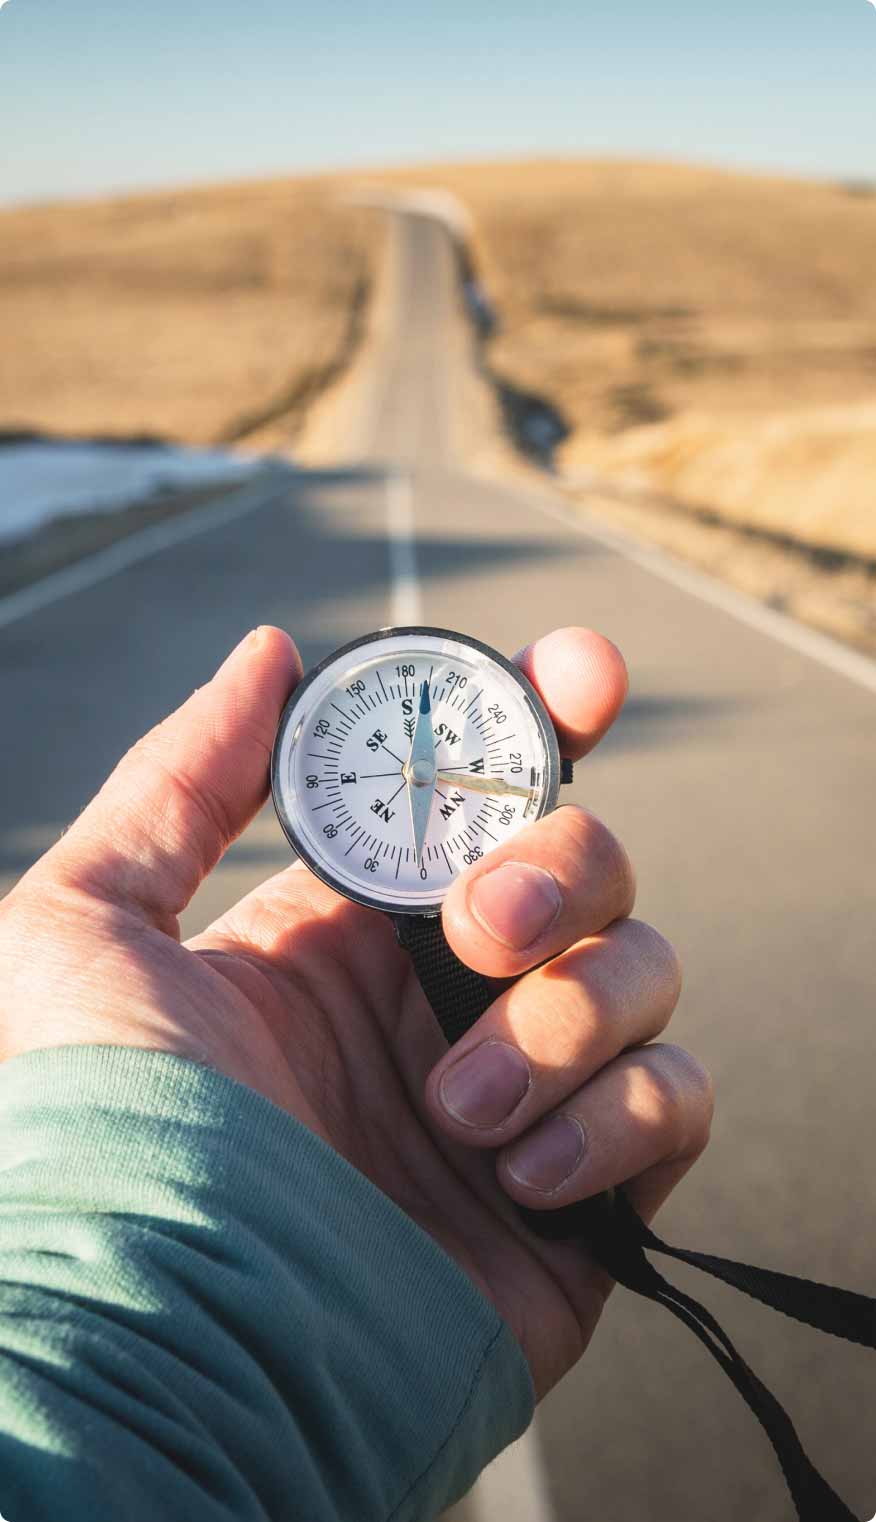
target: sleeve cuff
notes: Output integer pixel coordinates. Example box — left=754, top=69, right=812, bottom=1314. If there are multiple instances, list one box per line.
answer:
left=0, top=1043, right=534, bottom=1521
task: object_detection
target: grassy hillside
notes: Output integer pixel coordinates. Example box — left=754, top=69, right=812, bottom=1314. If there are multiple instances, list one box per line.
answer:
left=388, top=159, right=876, bottom=561
left=0, top=174, right=378, bottom=447
left=3, top=157, right=873, bottom=577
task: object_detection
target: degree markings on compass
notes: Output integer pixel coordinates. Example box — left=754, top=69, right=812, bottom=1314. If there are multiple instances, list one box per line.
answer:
left=331, top=703, right=354, bottom=724
left=307, top=752, right=333, bottom=761
left=471, top=819, right=498, bottom=842
left=441, top=843, right=454, bottom=874
left=377, top=670, right=389, bottom=702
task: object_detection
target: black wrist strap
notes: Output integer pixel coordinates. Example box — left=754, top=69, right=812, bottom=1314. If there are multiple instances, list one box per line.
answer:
left=394, top=912, right=874, bottom=1522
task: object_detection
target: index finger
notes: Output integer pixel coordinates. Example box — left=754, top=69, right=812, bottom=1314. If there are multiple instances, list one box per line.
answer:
left=513, top=628, right=628, bottom=760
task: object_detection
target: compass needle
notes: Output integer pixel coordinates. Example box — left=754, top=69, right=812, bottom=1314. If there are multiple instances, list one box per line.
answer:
left=434, top=771, right=538, bottom=800
left=271, top=626, right=559, bottom=913
left=406, top=680, right=436, bottom=865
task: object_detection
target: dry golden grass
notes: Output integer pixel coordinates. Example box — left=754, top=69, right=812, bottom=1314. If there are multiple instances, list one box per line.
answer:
left=3, top=157, right=873, bottom=574
left=0, top=174, right=379, bottom=447
left=383, top=159, right=876, bottom=560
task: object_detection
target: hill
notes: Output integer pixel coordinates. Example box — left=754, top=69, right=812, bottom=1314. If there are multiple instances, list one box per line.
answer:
left=0, top=174, right=377, bottom=448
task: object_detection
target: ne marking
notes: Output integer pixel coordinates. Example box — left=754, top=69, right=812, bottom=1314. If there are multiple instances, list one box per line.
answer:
left=386, top=469, right=422, bottom=625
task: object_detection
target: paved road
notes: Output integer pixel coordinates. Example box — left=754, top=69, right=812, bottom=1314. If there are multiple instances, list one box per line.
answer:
left=1, top=212, right=875, bottom=1522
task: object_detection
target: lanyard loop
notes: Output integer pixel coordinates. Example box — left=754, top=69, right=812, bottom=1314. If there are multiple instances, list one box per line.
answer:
left=576, top=1188, right=866, bottom=1522
left=396, top=912, right=876, bottom=1522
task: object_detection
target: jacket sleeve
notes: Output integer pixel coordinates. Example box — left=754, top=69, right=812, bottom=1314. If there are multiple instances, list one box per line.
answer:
left=0, top=1044, right=533, bottom=1522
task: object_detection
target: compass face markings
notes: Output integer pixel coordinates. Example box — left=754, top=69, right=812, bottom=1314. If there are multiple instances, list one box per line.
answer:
left=272, top=630, right=559, bottom=913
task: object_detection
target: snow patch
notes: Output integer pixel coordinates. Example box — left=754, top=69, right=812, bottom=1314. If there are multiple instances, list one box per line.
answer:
left=0, top=439, right=257, bottom=547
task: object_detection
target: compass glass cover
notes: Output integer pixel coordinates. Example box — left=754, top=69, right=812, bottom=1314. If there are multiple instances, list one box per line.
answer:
left=271, top=629, right=559, bottom=913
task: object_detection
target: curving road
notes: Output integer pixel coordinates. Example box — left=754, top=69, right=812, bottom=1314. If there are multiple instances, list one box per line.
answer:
left=1, top=211, right=875, bottom=1522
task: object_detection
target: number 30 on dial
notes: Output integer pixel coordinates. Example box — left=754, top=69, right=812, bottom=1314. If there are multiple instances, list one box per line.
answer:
left=271, top=627, right=561, bottom=914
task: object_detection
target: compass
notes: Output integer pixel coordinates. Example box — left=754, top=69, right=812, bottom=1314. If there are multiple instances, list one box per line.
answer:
left=271, top=626, right=565, bottom=918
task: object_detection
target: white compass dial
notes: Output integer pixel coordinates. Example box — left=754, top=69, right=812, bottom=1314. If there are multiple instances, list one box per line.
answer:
left=271, top=628, right=560, bottom=914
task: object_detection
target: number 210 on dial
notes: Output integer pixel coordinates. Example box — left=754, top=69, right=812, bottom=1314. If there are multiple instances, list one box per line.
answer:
left=271, top=627, right=561, bottom=914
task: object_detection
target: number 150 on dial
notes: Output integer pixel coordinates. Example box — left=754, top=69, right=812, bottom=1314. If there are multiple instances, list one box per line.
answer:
left=271, top=627, right=561, bottom=915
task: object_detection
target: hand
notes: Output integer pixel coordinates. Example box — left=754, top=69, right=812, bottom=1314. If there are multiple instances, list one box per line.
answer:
left=0, top=625, right=713, bottom=1402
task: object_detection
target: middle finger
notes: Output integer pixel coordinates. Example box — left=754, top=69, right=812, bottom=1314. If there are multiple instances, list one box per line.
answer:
left=426, top=916, right=681, bottom=1144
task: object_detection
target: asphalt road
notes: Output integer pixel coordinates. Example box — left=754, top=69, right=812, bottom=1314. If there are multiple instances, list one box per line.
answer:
left=1, top=211, right=875, bottom=1522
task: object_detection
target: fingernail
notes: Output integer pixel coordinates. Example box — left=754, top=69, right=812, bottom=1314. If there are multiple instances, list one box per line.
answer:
left=506, top=1115, right=586, bottom=1193
left=217, top=630, right=258, bottom=674
left=439, top=1039, right=532, bottom=1129
left=468, top=862, right=561, bottom=950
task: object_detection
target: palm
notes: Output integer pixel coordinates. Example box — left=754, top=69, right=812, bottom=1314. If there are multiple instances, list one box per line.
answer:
left=180, top=865, right=604, bottom=1401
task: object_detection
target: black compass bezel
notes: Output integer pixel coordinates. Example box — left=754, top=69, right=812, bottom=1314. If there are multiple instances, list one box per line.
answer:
left=270, top=626, right=562, bottom=917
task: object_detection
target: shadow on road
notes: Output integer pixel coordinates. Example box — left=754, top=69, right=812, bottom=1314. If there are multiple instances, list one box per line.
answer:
left=0, top=464, right=558, bottom=881
left=0, top=462, right=753, bottom=884
left=603, top=692, right=748, bottom=752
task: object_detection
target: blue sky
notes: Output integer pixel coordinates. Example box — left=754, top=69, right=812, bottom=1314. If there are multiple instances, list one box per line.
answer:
left=1, top=0, right=874, bottom=204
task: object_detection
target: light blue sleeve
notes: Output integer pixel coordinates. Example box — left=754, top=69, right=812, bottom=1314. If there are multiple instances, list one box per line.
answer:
left=0, top=1044, right=534, bottom=1521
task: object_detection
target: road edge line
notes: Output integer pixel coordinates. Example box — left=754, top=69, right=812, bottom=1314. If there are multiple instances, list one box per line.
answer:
left=0, top=472, right=286, bottom=632
left=522, top=482, right=876, bottom=696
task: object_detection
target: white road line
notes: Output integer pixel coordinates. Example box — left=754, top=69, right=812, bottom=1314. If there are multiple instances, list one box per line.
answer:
left=0, top=473, right=283, bottom=632
left=466, top=1427, right=557, bottom=1522
left=386, top=470, right=422, bottom=625
left=527, top=486, right=876, bottom=696
left=382, top=453, right=549, bottom=1518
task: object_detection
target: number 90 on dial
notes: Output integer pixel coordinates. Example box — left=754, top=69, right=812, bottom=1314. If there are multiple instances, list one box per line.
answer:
left=271, top=627, right=561, bottom=915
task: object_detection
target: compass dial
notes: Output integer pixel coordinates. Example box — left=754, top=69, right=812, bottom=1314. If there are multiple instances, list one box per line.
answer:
left=271, top=627, right=560, bottom=914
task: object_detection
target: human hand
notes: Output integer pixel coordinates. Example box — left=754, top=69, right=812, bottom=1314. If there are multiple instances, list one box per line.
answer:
left=0, top=625, right=713, bottom=1402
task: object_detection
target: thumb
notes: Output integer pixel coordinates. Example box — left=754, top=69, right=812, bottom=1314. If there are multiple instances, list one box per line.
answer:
left=31, top=626, right=301, bottom=933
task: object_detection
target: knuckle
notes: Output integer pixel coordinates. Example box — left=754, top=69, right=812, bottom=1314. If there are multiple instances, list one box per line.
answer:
left=626, top=919, right=683, bottom=1016
left=644, top=1042, right=715, bottom=1155
left=555, top=806, right=636, bottom=916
